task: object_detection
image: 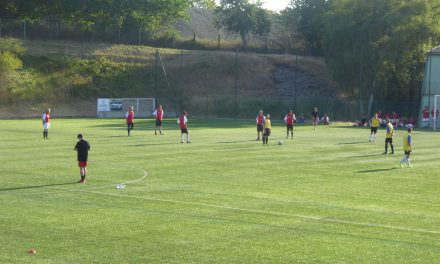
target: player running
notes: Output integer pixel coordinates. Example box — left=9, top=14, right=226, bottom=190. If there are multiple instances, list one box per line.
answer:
left=125, top=106, right=134, bottom=136
left=369, top=113, right=381, bottom=142
left=42, top=108, right=51, bottom=139
left=179, top=111, right=190, bottom=143
left=311, top=107, right=319, bottom=131
left=284, top=110, right=296, bottom=139
left=400, top=127, right=413, bottom=168
left=153, top=105, right=164, bottom=135
left=383, top=118, right=394, bottom=155
left=256, top=110, right=266, bottom=140
left=74, top=134, right=90, bottom=183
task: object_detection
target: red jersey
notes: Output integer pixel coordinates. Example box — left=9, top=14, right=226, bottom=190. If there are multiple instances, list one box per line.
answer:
left=392, top=113, right=399, bottom=119
left=377, top=112, right=382, bottom=119
left=423, top=109, right=430, bottom=118
left=179, top=115, right=187, bottom=129
left=385, top=113, right=391, bottom=119
left=256, top=114, right=265, bottom=125
left=284, top=113, right=295, bottom=125
left=43, top=113, right=50, bottom=123
left=126, top=111, right=134, bottom=124
left=155, top=109, right=163, bottom=120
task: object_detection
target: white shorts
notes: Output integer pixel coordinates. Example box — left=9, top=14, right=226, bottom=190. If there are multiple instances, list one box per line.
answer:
left=423, top=118, right=429, bottom=122
left=43, top=123, right=51, bottom=129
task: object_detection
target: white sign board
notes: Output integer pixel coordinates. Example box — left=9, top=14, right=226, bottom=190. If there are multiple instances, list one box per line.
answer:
left=97, top=99, right=110, bottom=112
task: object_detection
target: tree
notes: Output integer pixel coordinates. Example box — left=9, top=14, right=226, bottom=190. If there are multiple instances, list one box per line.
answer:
left=324, top=0, right=440, bottom=102
left=215, top=0, right=271, bottom=48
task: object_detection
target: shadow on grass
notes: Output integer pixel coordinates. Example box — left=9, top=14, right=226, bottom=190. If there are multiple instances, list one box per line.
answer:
left=357, top=168, right=396, bottom=173
left=339, top=154, right=382, bottom=159
left=0, top=181, right=78, bottom=192
left=337, top=141, right=369, bottom=145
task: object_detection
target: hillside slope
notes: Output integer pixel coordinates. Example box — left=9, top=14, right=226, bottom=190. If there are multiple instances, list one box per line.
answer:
left=0, top=40, right=337, bottom=118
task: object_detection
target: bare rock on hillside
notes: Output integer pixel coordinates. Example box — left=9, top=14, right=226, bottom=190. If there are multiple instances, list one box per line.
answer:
left=272, top=65, right=335, bottom=98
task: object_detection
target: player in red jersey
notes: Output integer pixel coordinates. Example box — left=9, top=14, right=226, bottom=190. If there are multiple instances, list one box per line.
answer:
left=125, top=106, right=134, bottom=136
left=422, top=106, right=430, bottom=127
left=256, top=110, right=266, bottom=140
left=153, top=105, right=164, bottom=135
left=178, top=111, right=190, bottom=143
left=42, top=108, right=51, bottom=139
left=284, top=109, right=296, bottom=139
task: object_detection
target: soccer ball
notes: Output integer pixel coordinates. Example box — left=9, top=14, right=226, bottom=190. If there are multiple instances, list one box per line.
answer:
left=278, top=140, right=283, bottom=145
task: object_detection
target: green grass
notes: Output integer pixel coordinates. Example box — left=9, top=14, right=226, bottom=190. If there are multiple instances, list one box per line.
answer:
left=1, top=118, right=439, bottom=263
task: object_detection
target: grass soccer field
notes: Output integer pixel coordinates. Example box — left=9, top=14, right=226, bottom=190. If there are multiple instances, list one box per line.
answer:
left=1, top=118, right=439, bottom=263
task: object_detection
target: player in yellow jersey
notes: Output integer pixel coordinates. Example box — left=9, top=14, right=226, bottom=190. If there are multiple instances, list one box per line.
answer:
left=400, top=127, right=413, bottom=167
left=369, top=113, right=381, bottom=142
left=262, top=114, right=271, bottom=145
left=383, top=118, right=394, bottom=155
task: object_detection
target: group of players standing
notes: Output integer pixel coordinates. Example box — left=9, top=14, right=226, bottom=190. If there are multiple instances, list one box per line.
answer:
left=369, top=112, right=414, bottom=167
left=125, top=105, right=190, bottom=143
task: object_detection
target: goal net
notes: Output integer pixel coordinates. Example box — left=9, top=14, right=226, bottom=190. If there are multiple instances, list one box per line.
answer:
left=97, top=98, right=155, bottom=118
left=434, top=95, right=440, bottom=130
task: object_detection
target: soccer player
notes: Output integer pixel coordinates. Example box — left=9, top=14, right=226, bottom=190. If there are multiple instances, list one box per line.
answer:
left=369, top=113, right=381, bottom=142
left=284, top=110, right=296, bottom=139
left=125, top=106, right=134, bottom=136
left=383, top=118, right=394, bottom=155
left=42, top=108, right=51, bottom=139
left=400, top=127, right=413, bottom=168
left=311, top=107, right=319, bottom=131
left=179, top=111, right=190, bottom=143
left=153, top=105, right=164, bottom=135
left=422, top=106, right=430, bottom=128
left=256, top=110, right=266, bottom=140
left=432, top=107, right=439, bottom=125
left=262, top=114, right=271, bottom=146
left=74, top=134, right=90, bottom=183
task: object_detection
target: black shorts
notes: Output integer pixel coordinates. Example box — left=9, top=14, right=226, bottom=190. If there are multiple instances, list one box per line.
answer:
left=263, top=128, right=271, bottom=136
left=370, top=127, right=377, bottom=133
left=181, top=128, right=188, bottom=134
left=385, top=138, right=393, bottom=144
left=156, top=119, right=162, bottom=126
left=404, top=151, right=411, bottom=155
left=127, top=123, right=134, bottom=128
left=257, top=124, right=264, bottom=132
left=287, top=124, right=293, bottom=130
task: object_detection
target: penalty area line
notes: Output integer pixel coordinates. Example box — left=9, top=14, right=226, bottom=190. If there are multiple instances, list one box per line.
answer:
left=65, top=188, right=440, bottom=236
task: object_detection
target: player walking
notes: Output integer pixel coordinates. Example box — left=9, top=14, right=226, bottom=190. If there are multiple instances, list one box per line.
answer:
left=284, top=110, right=296, bottom=139
left=311, top=107, right=319, bottom=131
left=256, top=110, right=266, bottom=140
left=400, top=127, right=413, bottom=168
left=42, top=108, right=51, bottom=139
left=179, top=111, right=190, bottom=143
left=153, top=105, right=164, bottom=135
left=383, top=118, right=394, bottom=155
left=125, top=106, right=134, bottom=136
left=369, top=113, right=381, bottom=142
left=74, top=134, right=90, bottom=183
left=262, top=114, right=271, bottom=146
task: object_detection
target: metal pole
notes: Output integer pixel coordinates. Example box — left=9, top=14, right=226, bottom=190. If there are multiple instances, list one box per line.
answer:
left=428, top=49, right=432, bottom=117
left=155, top=50, right=159, bottom=105
left=56, top=22, right=59, bottom=40
left=23, top=20, right=26, bottom=40
left=180, top=49, right=183, bottom=112
left=234, top=49, right=238, bottom=119
left=359, top=47, right=363, bottom=117
left=295, top=55, right=298, bottom=108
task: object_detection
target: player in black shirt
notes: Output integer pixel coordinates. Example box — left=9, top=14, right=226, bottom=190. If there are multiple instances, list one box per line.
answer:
left=74, top=134, right=90, bottom=183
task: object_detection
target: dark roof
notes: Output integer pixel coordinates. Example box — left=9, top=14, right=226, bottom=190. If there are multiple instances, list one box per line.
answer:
left=428, top=45, right=440, bottom=55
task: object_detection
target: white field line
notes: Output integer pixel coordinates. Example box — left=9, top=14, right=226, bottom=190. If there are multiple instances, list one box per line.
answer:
left=59, top=187, right=440, bottom=235
left=2, top=168, right=440, bottom=235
